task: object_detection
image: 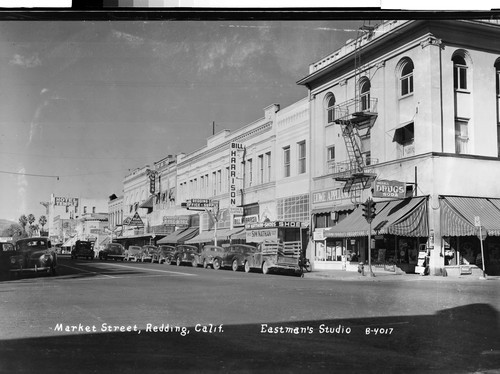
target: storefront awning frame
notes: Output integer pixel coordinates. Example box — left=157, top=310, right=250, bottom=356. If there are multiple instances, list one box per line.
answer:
left=439, top=196, right=500, bottom=237
left=323, top=196, right=429, bottom=238
left=185, top=227, right=245, bottom=244
left=156, top=227, right=199, bottom=244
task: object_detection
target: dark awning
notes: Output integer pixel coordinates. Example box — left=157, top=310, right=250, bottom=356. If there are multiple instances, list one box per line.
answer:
left=439, top=196, right=500, bottom=236
left=185, top=227, right=245, bottom=244
left=311, top=204, right=356, bottom=215
left=156, top=227, right=199, bottom=244
left=324, top=196, right=428, bottom=238
left=139, top=195, right=155, bottom=209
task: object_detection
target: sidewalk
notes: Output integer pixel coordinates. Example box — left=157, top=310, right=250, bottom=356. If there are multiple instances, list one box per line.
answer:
left=302, top=269, right=500, bottom=282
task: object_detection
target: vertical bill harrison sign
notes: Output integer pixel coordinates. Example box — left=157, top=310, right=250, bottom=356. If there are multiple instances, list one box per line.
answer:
left=230, top=142, right=244, bottom=207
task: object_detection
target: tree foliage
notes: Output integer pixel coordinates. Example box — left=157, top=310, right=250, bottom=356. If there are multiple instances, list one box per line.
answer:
left=18, top=215, right=28, bottom=232
left=39, top=215, right=47, bottom=230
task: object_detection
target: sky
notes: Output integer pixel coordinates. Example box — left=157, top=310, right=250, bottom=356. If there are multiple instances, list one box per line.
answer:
left=0, top=17, right=366, bottom=222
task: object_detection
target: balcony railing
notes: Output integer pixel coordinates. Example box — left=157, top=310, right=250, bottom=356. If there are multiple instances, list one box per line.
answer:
left=327, top=157, right=379, bottom=177
left=333, top=97, right=378, bottom=122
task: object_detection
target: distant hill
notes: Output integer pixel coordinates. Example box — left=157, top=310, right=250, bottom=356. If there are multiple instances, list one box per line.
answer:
left=0, top=219, right=17, bottom=232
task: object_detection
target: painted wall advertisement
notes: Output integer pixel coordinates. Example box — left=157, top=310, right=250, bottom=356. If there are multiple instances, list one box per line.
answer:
left=246, top=228, right=278, bottom=243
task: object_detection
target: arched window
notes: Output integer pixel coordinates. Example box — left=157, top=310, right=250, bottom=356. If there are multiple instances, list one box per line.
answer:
left=400, top=60, right=414, bottom=96
left=326, top=94, right=336, bottom=123
left=360, top=79, right=371, bottom=111
left=453, top=55, right=468, bottom=90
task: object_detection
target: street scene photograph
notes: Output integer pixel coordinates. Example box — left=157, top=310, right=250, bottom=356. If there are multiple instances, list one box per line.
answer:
left=0, top=6, right=500, bottom=374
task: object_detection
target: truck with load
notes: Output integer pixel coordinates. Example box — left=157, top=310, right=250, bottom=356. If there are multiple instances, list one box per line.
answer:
left=242, top=221, right=308, bottom=275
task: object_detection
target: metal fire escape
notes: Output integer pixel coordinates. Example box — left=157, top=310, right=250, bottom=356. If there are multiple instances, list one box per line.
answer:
left=333, top=22, right=378, bottom=202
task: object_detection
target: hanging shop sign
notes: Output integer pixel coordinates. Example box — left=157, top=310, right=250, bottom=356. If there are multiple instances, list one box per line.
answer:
left=229, top=142, right=245, bottom=207
left=128, top=212, right=144, bottom=227
left=245, top=221, right=302, bottom=229
left=373, top=179, right=406, bottom=199
left=313, top=229, right=325, bottom=241
left=186, top=199, right=218, bottom=208
left=229, top=207, right=244, bottom=215
left=163, top=216, right=190, bottom=227
left=54, top=197, right=79, bottom=206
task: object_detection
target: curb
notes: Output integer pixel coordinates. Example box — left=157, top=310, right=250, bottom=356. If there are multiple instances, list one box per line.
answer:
left=303, top=271, right=500, bottom=282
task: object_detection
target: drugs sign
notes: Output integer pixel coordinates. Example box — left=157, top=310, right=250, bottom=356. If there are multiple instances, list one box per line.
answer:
left=373, top=179, right=406, bottom=199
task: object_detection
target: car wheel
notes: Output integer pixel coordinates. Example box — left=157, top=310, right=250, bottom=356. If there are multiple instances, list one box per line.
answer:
left=262, top=261, right=270, bottom=275
left=176, top=257, right=181, bottom=266
left=245, top=261, right=251, bottom=273
left=192, top=258, right=198, bottom=267
left=48, top=265, right=57, bottom=276
left=232, top=260, right=239, bottom=272
left=213, top=258, right=221, bottom=270
left=203, top=259, right=208, bottom=269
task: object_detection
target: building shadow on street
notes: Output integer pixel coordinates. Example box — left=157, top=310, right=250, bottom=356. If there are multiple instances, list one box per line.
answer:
left=0, top=303, right=498, bottom=373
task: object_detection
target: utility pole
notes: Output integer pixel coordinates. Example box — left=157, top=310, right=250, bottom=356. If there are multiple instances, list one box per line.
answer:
left=362, top=197, right=377, bottom=277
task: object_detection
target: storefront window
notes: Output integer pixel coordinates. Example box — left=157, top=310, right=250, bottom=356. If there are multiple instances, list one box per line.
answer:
left=315, top=239, right=344, bottom=261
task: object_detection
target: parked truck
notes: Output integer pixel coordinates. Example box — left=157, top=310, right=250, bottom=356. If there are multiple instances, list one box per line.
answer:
left=242, top=221, right=307, bottom=275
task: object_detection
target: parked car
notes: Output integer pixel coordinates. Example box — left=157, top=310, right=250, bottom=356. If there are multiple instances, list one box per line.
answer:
left=173, top=245, right=201, bottom=267
left=216, top=244, right=257, bottom=271
left=199, top=245, right=226, bottom=269
left=0, top=241, right=15, bottom=279
left=124, top=245, right=143, bottom=262
left=71, top=240, right=94, bottom=260
left=99, top=243, right=126, bottom=261
left=9, top=237, right=57, bottom=277
left=141, top=245, right=158, bottom=263
left=157, top=245, right=176, bottom=264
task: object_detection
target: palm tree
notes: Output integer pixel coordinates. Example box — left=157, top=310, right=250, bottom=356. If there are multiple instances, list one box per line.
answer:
left=39, top=215, right=47, bottom=231
left=18, top=215, right=28, bottom=234
left=30, top=224, right=40, bottom=237
left=28, top=214, right=36, bottom=237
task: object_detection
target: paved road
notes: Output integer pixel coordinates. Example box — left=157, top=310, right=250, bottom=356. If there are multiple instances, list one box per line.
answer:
left=0, top=256, right=499, bottom=373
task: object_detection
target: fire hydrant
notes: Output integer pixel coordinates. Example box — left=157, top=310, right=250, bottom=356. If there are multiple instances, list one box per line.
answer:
left=358, top=262, right=365, bottom=276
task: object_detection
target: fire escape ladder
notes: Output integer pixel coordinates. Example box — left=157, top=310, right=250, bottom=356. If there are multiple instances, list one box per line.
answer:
left=342, top=121, right=365, bottom=173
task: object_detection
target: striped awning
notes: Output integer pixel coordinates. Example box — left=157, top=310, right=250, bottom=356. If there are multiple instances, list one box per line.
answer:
left=324, top=196, right=429, bottom=238
left=185, top=227, right=245, bottom=244
left=156, top=227, right=199, bottom=244
left=311, top=204, right=356, bottom=215
left=439, top=196, right=500, bottom=237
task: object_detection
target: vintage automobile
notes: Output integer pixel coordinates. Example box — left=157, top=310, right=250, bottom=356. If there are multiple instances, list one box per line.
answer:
left=0, top=241, right=16, bottom=278
left=157, top=245, right=176, bottom=264
left=243, top=240, right=302, bottom=275
left=9, top=237, right=57, bottom=277
left=71, top=240, right=95, bottom=260
left=172, top=244, right=202, bottom=267
left=141, top=245, right=158, bottom=263
left=98, top=243, right=126, bottom=261
left=215, top=244, right=257, bottom=271
left=199, top=245, right=226, bottom=269
left=124, top=245, right=143, bottom=262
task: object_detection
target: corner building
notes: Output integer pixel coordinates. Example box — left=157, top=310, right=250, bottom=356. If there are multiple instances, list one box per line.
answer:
left=298, top=19, right=500, bottom=276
